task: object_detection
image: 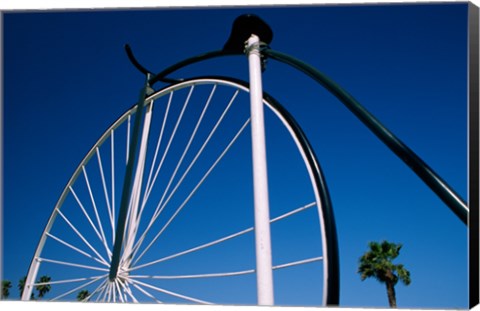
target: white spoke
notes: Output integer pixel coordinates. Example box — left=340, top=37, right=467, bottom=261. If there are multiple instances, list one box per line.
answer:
left=148, top=88, right=238, bottom=227
left=271, top=201, right=316, bottom=222
left=46, top=232, right=108, bottom=267
left=144, top=87, right=194, bottom=205
left=69, top=185, right=105, bottom=247
left=107, top=281, right=115, bottom=303
left=56, top=208, right=109, bottom=266
left=83, top=164, right=111, bottom=258
left=49, top=274, right=105, bottom=301
left=133, top=118, right=250, bottom=265
left=97, top=281, right=108, bottom=302
left=96, top=148, right=112, bottom=213
left=130, top=280, right=163, bottom=303
left=38, top=257, right=109, bottom=272
left=132, top=89, right=241, bottom=258
left=130, top=226, right=252, bottom=272
left=108, top=281, right=116, bottom=302
left=120, top=281, right=128, bottom=303
left=114, top=279, right=125, bottom=302
left=126, top=114, right=131, bottom=164
left=109, top=280, right=119, bottom=303
left=130, top=201, right=315, bottom=272
left=104, top=281, right=112, bottom=302
left=96, top=282, right=107, bottom=302
left=142, top=84, right=216, bottom=209
left=110, top=129, right=116, bottom=244
left=132, top=270, right=254, bottom=280
left=129, top=278, right=212, bottom=305
left=32, top=274, right=107, bottom=286
left=91, top=279, right=110, bottom=302
left=125, top=283, right=139, bottom=303
left=143, top=91, right=173, bottom=200
left=130, top=256, right=322, bottom=280
left=118, top=278, right=138, bottom=303
left=273, top=256, right=323, bottom=270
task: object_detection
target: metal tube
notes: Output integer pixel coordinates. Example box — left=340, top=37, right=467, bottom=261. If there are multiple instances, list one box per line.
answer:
left=122, top=102, right=154, bottom=269
left=246, top=34, right=274, bottom=306
left=109, top=75, right=153, bottom=281
left=263, top=48, right=468, bottom=226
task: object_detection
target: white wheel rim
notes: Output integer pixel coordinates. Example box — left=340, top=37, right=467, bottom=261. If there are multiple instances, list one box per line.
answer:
left=22, top=78, right=333, bottom=305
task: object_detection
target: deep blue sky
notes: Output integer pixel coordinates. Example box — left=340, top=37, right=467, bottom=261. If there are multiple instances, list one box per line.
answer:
left=2, top=3, right=469, bottom=308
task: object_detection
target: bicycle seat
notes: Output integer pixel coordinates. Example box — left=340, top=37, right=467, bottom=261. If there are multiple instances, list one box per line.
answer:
left=223, top=14, right=273, bottom=53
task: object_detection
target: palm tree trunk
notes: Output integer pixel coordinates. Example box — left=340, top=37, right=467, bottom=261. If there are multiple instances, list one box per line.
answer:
left=386, top=281, right=397, bottom=308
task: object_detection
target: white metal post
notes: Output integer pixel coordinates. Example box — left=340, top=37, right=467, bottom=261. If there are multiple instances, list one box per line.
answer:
left=246, top=34, right=274, bottom=306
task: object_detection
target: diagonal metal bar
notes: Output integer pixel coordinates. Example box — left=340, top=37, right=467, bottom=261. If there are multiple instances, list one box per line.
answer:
left=263, top=48, right=468, bottom=225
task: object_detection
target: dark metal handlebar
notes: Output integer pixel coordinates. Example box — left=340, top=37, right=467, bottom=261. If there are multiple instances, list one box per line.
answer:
left=124, top=44, right=153, bottom=77
left=125, top=44, right=240, bottom=85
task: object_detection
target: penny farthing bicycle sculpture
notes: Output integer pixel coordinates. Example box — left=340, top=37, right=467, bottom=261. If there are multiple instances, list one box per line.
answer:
left=21, top=15, right=468, bottom=306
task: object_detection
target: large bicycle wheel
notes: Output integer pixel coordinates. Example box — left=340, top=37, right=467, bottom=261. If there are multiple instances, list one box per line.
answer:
left=22, top=77, right=338, bottom=306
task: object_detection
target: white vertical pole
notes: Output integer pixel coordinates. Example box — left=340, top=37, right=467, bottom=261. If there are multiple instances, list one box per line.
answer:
left=246, top=34, right=274, bottom=306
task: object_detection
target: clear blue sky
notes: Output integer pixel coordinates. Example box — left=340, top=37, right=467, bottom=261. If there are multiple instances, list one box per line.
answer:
left=2, top=3, right=469, bottom=308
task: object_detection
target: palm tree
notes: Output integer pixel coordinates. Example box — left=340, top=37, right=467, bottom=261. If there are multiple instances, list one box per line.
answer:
left=35, top=275, right=51, bottom=298
left=18, top=275, right=52, bottom=300
left=358, top=240, right=411, bottom=308
left=2, top=280, right=12, bottom=299
left=18, top=276, right=28, bottom=299
left=77, top=290, right=90, bottom=302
